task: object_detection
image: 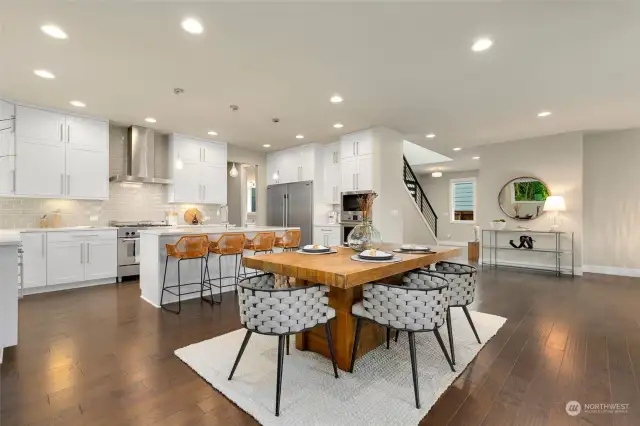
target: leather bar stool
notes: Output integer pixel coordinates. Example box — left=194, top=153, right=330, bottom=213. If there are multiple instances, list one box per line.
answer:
left=273, top=229, right=301, bottom=252
left=160, top=234, right=212, bottom=314
left=204, top=233, right=246, bottom=303
left=241, top=231, right=275, bottom=278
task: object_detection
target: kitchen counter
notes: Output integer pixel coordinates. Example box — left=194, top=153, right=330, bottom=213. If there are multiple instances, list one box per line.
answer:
left=138, top=226, right=300, bottom=308
left=18, top=226, right=118, bottom=233
left=139, top=225, right=297, bottom=236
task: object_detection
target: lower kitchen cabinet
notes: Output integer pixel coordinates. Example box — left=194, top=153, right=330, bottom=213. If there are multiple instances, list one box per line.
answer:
left=21, top=232, right=47, bottom=288
left=314, top=226, right=341, bottom=247
left=84, top=239, right=117, bottom=280
left=47, top=241, right=85, bottom=285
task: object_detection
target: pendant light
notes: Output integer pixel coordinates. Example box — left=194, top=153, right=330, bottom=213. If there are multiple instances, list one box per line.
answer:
left=229, top=162, right=239, bottom=178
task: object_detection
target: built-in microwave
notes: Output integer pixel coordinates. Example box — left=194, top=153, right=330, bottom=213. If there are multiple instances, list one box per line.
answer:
left=340, top=190, right=375, bottom=223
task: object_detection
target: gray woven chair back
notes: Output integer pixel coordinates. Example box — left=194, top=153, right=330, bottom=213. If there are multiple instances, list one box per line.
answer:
left=238, top=273, right=333, bottom=335
left=432, top=261, right=477, bottom=307
left=361, top=278, right=449, bottom=331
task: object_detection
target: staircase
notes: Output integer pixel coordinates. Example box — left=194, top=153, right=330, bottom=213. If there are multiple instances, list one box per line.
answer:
left=403, top=156, right=438, bottom=238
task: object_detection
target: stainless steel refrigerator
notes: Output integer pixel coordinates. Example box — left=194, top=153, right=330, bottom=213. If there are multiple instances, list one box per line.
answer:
left=267, top=181, right=313, bottom=246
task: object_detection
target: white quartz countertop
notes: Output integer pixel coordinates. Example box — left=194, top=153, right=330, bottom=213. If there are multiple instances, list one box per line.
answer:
left=140, top=225, right=300, bottom=236
left=20, top=226, right=117, bottom=233
left=0, top=231, right=21, bottom=246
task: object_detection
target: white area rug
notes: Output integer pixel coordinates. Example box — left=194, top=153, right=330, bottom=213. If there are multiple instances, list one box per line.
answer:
left=175, top=309, right=506, bottom=426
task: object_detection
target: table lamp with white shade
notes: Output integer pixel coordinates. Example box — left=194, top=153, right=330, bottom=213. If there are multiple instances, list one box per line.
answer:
left=543, top=195, right=566, bottom=230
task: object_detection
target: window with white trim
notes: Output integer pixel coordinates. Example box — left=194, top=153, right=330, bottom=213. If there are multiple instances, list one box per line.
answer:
left=450, top=178, right=476, bottom=223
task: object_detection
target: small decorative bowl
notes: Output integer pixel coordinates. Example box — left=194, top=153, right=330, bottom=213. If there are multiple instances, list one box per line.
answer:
left=490, top=221, right=507, bottom=230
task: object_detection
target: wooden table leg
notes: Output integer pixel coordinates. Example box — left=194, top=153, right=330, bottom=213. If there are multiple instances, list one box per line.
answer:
left=295, top=283, right=385, bottom=371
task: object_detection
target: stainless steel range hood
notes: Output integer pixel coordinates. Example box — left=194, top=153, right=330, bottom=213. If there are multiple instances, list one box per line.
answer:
left=109, top=126, right=172, bottom=184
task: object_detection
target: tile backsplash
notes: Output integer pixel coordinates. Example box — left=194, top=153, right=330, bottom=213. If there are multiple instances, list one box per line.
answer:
left=0, top=124, right=222, bottom=229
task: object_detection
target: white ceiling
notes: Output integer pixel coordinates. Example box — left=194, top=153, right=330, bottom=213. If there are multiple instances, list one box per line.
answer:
left=2, top=2, right=640, bottom=155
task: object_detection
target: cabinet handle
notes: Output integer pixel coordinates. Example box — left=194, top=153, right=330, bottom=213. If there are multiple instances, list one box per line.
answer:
left=80, top=242, right=84, bottom=264
left=353, top=142, right=355, bottom=156
left=67, top=174, right=70, bottom=195
left=356, top=141, right=359, bottom=155
left=41, top=234, right=45, bottom=257
left=60, top=123, right=63, bottom=142
left=60, top=174, right=64, bottom=195
left=87, top=243, right=91, bottom=264
left=203, top=149, right=206, bottom=163
left=10, top=169, right=15, bottom=193
left=67, top=124, right=70, bottom=143
left=356, top=173, right=359, bottom=190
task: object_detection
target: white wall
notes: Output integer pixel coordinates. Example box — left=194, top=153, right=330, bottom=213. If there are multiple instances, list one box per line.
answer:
left=419, top=170, right=479, bottom=243
left=477, top=132, right=583, bottom=272
left=227, top=144, right=267, bottom=225
left=583, top=129, right=640, bottom=273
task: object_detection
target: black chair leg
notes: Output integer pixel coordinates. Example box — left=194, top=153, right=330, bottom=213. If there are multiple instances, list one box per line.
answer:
left=446, top=308, right=455, bottom=364
left=228, top=330, right=253, bottom=380
left=160, top=255, right=169, bottom=308
left=394, top=330, right=400, bottom=343
left=408, top=332, right=421, bottom=409
left=386, top=328, right=391, bottom=349
left=275, top=335, right=285, bottom=416
left=433, top=328, right=455, bottom=372
left=286, top=335, right=290, bottom=355
left=218, top=255, right=224, bottom=302
left=349, top=317, right=363, bottom=373
left=325, top=321, right=339, bottom=378
left=462, top=306, right=482, bottom=344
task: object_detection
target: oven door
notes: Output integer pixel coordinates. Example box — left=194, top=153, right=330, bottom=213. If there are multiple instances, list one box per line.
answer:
left=118, top=237, right=139, bottom=266
left=341, top=224, right=356, bottom=245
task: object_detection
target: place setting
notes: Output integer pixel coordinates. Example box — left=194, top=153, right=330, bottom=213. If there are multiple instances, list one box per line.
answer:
left=296, top=244, right=338, bottom=255
left=350, top=248, right=402, bottom=263
left=392, top=244, right=434, bottom=254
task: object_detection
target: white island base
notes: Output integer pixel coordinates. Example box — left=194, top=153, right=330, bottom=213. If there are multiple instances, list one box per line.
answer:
left=139, top=226, right=299, bottom=308
left=0, top=233, right=20, bottom=363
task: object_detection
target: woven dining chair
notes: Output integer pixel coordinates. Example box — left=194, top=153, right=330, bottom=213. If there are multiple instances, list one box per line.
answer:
left=350, top=274, right=454, bottom=409
left=228, top=273, right=339, bottom=416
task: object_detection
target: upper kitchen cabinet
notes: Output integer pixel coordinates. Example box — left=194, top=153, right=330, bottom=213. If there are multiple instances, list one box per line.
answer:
left=66, top=116, right=108, bottom=152
left=266, top=144, right=319, bottom=185
left=13, top=105, right=109, bottom=200
left=322, top=142, right=340, bottom=203
left=15, top=106, right=65, bottom=146
left=340, top=130, right=373, bottom=160
left=0, top=100, right=15, bottom=197
left=168, top=134, right=228, bottom=204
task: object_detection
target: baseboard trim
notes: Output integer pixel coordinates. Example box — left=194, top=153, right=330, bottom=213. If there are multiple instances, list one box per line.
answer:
left=481, top=259, right=582, bottom=276
left=23, top=278, right=117, bottom=295
left=438, top=241, right=469, bottom=247
left=582, top=264, right=640, bottom=278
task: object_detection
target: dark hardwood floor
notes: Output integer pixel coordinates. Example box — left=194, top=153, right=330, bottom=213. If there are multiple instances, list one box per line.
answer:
left=2, top=269, right=640, bottom=425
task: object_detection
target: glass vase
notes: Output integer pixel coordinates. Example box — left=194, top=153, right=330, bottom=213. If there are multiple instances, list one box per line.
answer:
left=347, top=219, right=382, bottom=251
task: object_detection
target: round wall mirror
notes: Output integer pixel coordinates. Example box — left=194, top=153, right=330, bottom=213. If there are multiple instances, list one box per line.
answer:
left=498, top=177, right=550, bottom=220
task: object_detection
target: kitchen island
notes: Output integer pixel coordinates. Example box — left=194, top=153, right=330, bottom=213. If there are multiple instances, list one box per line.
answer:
left=138, top=226, right=300, bottom=308
left=0, top=231, right=21, bottom=362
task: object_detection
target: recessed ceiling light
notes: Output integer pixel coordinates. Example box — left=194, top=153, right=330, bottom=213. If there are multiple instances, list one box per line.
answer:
left=537, top=111, right=552, bottom=117
left=296, top=134, right=304, bottom=139
left=472, top=156, right=480, bottom=160
left=181, top=18, right=203, bottom=34
left=41, top=25, right=68, bottom=40
left=453, top=147, right=462, bottom=151
left=333, top=123, right=344, bottom=129
left=263, top=144, right=271, bottom=148
left=207, top=131, right=218, bottom=136
left=69, top=100, right=86, bottom=108
left=34, top=69, right=55, bottom=79
left=330, top=95, right=343, bottom=104
left=145, top=117, right=157, bottom=123
left=431, top=172, right=443, bottom=178
left=471, top=37, right=493, bottom=52
left=425, top=133, right=436, bottom=138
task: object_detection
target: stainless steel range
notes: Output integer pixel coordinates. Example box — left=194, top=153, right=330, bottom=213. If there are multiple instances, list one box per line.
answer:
left=109, top=221, right=171, bottom=282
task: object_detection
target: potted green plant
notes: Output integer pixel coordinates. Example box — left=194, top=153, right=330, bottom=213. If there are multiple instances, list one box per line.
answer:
left=490, top=218, right=507, bottom=230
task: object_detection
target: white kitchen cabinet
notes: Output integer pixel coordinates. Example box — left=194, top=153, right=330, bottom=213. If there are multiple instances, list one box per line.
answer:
left=66, top=115, right=108, bottom=152
left=0, top=100, right=15, bottom=197
left=47, top=241, right=85, bottom=285
left=340, top=154, right=373, bottom=192
left=341, top=157, right=357, bottom=192
left=298, top=144, right=315, bottom=181
left=168, top=134, right=228, bottom=204
left=15, top=140, right=66, bottom=197
left=21, top=232, right=47, bottom=289
left=66, top=148, right=109, bottom=199
left=201, top=164, right=227, bottom=204
left=13, top=105, right=109, bottom=200
left=278, top=149, right=298, bottom=184
left=267, top=151, right=282, bottom=185
left=266, top=144, right=318, bottom=185
left=314, top=226, right=340, bottom=247
left=84, top=240, right=117, bottom=280
left=323, top=164, right=341, bottom=203
left=15, top=106, right=65, bottom=145
left=324, top=142, right=340, bottom=166
left=340, top=131, right=373, bottom=160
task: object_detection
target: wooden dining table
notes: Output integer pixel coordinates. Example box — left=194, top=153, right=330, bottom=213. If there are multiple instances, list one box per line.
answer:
left=243, top=244, right=461, bottom=371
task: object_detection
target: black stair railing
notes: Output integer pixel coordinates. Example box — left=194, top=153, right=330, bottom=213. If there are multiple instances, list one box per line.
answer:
left=402, top=155, right=438, bottom=238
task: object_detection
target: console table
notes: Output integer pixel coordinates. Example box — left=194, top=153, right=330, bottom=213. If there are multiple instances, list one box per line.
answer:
left=481, top=229, right=574, bottom=277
